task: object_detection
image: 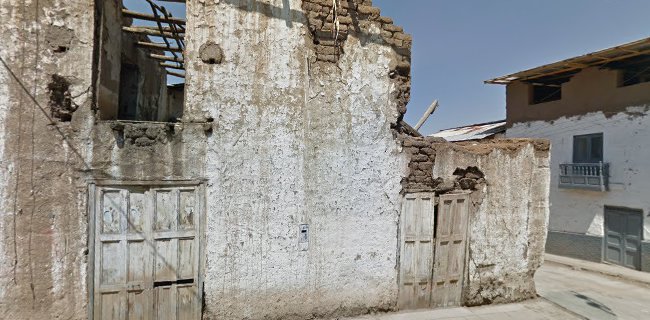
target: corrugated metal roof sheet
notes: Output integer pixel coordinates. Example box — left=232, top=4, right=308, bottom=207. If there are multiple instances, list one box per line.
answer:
left=429, top=120, right=506, bottom=142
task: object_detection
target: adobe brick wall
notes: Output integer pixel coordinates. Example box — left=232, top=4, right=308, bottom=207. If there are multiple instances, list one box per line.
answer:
left=302, top=0, right=412, bottom=118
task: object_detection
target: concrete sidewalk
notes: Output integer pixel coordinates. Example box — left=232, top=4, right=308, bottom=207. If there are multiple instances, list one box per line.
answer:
left=544, top=253, right=650, bottom=286
left=342, top=299, right=581, bottom=320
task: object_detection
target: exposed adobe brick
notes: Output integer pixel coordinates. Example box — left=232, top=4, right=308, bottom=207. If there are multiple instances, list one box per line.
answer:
left=302, top=0, right=413, bottom=120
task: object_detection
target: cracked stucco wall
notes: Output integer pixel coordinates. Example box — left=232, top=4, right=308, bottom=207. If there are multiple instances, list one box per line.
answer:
left=0, top=0, right=411, bottom=318
left=0, top=0, right=96, bottom=318
left=431, top=140, right=551, bottom=306
left=185, top=0, right=408, bottom=319
left=0, top=1, right=551, bottom=319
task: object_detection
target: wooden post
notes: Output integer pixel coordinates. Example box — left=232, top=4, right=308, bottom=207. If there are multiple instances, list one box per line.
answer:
left=414, top=100, right=439, bottom=131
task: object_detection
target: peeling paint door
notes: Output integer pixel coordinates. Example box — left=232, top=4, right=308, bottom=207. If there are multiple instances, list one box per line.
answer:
left=93, top=185, right=202, bottom=320
left=398, top=193, right=436, bottom=310
left=605, top=207, right=642, bottom=270
left=432, top=193, right=470, bottom=308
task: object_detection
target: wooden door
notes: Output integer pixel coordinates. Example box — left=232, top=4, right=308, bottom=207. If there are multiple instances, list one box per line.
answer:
left=93, top=185, right=202, bottom=320
left=432, top=193, right=470, bottom=308
left=151, top=188, right=201, bottom=320
left=398, top=193, right=435, bottom=310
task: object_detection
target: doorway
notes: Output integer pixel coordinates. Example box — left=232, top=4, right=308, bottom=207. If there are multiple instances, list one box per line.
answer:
left=91, top=183, right=203, bottom=319
left=604, top=206, right=642, bottom=270
left=398, top=192, right=471, bottom=310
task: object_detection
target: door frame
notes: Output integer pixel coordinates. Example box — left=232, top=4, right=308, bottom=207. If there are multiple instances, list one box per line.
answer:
left=602, top=205, right=643, bottom=270
left=87, top=180, right=206, bottom=320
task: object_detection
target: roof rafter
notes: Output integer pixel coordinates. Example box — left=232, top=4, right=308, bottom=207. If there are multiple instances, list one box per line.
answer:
left=487, top=37, right=650, bottom=84
left=137, top=41, right=183, bottom=52
left=122, top=9, right=186, bottom=25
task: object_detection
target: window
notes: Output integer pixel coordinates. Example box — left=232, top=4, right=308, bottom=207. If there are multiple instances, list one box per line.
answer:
left=530, top=84, right=561, bottom=104
left=619, top=67, right=650, bottom=87
left=96, top=0, right=186, bottom=121
left=573, top=133, right=603, bottom=163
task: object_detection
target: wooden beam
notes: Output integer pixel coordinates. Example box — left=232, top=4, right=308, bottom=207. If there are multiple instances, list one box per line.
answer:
left=137, top=41, right=183, bottom=52
left=166, top=70, right=186, bottom=78
left=122, top=26, right=184, bottom=39
left=399, top=120, right=422, bottom=137
left=150, top=53, right=184, bottom=63
left=122, top=9, right=186, bottom=25
left=130, top=25, right=183, bottom=33
left=160, top=63, right=185, bottom=70
left=414, top=100, right=438, bottom=131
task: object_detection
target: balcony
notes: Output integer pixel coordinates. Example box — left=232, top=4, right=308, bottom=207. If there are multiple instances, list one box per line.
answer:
left=559, top=162, right=609, bottom=191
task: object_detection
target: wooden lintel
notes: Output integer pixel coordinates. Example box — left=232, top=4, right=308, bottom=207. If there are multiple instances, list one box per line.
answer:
left=137, top=41, right=183, bottom=52
left=150, top=53, right=184, bottom=63
left=167, top=70, right=186, bottom=78
left=122, top=9, right=186, bottom=25
left=122, top=26, right=184, bottom=39
left=160, top=63, right=185, bottom=70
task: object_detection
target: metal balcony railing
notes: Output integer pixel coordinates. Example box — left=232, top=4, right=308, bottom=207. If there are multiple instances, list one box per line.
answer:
left=559, top=162, right=609, bottom=191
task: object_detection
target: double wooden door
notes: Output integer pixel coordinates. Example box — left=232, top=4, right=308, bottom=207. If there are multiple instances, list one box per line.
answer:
left=92, top=185, right=202, bottom=320
left=398, top=192, right=471, bottom=310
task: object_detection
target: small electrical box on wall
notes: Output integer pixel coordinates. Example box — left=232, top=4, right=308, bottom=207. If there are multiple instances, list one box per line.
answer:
left=299, top=224, right=309, bottom=251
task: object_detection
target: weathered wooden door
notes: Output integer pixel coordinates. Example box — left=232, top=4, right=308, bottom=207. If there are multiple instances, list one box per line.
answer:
left=604, top=207, right=642, bottom=270
left=398, top=193, right=436, bottom=310
left=93, top=185, right=202, bottom=320
left=432, top=193, right=470, bottom=308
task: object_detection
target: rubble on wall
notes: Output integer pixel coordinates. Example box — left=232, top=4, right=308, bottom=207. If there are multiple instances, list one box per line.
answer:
left=110, top=122, right=175, bottom=147
left=47, top=74, right=78, bottom=122
left=401, top=136, right=487, bottom=194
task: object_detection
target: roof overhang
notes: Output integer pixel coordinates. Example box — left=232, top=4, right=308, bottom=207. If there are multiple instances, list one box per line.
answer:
left=486, top=37, right=650, bottom=85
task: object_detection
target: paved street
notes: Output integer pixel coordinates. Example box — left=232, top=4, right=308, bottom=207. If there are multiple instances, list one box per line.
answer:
left=346, top=259, right=650, bottom=320
left=343, top=299, right=579, bottom=320
left=537, top=261, right=650, bottom=319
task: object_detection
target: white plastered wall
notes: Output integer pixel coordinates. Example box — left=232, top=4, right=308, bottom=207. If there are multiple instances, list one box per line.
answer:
left=0, top=49, right=9, bottom=304
left=185, top=1, right=407, bottom=318
left=507, top=107, right=650, bottom=241
left=431, top=143, right=550, bottom=305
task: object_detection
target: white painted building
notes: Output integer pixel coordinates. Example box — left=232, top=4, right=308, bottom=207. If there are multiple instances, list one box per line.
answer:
left=487, top=37, right=650, bottom=272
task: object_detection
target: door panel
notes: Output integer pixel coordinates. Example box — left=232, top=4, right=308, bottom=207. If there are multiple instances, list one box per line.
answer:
left=604, top=207, right=642, bottom=270
left=432, top=193, right=470, bottom=308
left=398, top=193, right=435, bottom=310
left=94, top=185, right=202, bottom=320
left=127, top=290, right=149, bottom=320
left=624, top=212, right=642, bottom=269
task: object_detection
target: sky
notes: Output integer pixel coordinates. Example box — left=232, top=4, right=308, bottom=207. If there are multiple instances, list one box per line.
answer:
left=373, top=0, right=650, bottom=134
left=125, top=0, right=650, bottom=134
left=123, top=0, right=186, bottom=84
